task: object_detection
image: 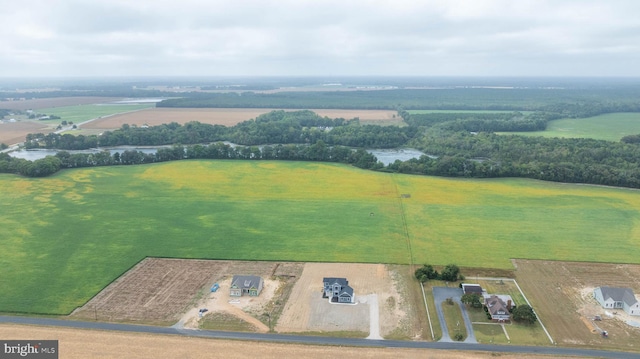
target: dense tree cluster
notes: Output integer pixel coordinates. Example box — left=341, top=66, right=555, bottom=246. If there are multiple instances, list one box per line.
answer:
left=0, top=153, right=61, bottom=177
left=414, top=264, right=463, bottom=283
left=25, top=110, right=418, bottom=150
left=511, top=304, right=537, bottom=324
left=398, top=129, right=640, bottom=188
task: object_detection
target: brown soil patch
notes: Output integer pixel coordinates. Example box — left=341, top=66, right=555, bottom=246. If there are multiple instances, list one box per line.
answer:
left=0, top=97, right=120, bottom=111
left=514, top=259, right=640, bottom=351
left=0, top=121, right=52, bottom=145
left=275, top=263, right=412, bottom=338
left=70, top=258, right=300, bottom=327
left=82, top=108, right=400, bottom=130
left=0, top=324, right=557, bottom=359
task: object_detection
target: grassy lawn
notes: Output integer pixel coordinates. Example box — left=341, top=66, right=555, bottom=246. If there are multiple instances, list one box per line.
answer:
left=3, top=161, right=640, bottom=314
left=420, top=283, right=443, bottom=341
left=473, top=323, right=508, bottom=344
left=38, top=104, right=152, bottom=125
left=441, top=300, right=466, bottom=341
left=506, top=112, right=640, bottom=141
left=477, top=280, right=526, bottom=305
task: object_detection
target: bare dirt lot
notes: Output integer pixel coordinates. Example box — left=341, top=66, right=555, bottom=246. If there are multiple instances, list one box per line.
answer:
left=514, top=259, right=640, bottom=351
left=70, top=258, right=301, bottom=327
left=276, top=263, right=414, bottom=338
left=70, top=259, right=413, bottom=339
left=81, top=107, right=400, bottom=130
left=0, top=324, right=557, bottom=359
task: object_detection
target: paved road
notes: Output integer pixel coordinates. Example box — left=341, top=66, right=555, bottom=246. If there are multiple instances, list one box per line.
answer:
left=432, top=287, right=477, bottom=343
left=1, top=315, right=637, bottom=358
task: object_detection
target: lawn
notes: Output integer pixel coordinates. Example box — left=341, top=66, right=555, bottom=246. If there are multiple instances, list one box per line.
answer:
left=2, top=161, right=640, bottom=314
left=441, top=300, right=466, bottom=341
left=506, top=112, right=640, bottom=141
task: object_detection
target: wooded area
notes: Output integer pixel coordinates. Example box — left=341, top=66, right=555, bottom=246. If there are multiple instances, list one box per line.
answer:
left=4, top=83, right=640, bottom=188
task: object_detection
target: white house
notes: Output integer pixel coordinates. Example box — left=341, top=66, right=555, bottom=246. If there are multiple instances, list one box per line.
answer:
left=594, top=286, right=640, bottom=316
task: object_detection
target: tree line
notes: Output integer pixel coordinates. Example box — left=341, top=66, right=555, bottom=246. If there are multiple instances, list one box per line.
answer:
left=0, top=141, right=381, bottom=177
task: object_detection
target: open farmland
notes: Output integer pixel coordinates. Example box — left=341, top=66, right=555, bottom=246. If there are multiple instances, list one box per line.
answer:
left=513, top=259, right=640, bottom=351
left=0, top=120, right=51, bottom=145
left=0, top=97, right=121, bottom=111
left=2, top=161, right=640, bottom=315
left=81, top=107, right=401, bottom=130
left=507, top=112, right=640, bottom=141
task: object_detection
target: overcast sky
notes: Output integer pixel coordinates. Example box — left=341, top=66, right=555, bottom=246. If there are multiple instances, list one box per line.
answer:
left=1, top=0, right=639, bottom=78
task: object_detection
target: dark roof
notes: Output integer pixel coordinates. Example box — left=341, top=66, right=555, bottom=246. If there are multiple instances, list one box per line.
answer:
left=339, top=285, right=354, bottom=297
left=231, top=275, right=262, bottom=289
left=461, top=283, right=483, bottom=294
left=598, top=286, right=638, bottom=306
left=323, top=277, right=348, bottom=287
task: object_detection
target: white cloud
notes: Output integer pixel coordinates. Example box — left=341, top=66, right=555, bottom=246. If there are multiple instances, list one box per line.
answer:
left=0, top=0, right=639, bottom=77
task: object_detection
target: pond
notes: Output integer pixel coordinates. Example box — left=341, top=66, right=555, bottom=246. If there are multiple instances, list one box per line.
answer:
left=367, top=148, right=428, bottom=165
left=10, top=146, right=429, bottom=166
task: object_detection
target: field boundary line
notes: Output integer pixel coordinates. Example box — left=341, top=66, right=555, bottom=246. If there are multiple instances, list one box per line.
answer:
left=477, top=276, right=554, bottom=344
left=420, top=283, right=435, bottom=340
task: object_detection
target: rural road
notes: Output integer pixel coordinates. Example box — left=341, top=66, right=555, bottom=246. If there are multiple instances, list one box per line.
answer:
left=1, top=315, right=637, bottom=358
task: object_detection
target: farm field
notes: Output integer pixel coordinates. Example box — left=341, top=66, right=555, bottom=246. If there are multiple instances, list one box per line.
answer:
left=0, top=324, right=558, bottom=359
left=507, top=112, right=640, bottom=141
left=0, top=103, right=153, bottom=145
left=40, top=103, right=153, bottom=124
left=81, top=107, right=400, bottom=130
left=2, top=161, right=640, bottom=315
left=0, top=120, right=51, bottom=145
left=513, top=259, right=640, bottom=352
left=0, top=97, right=120, bottom=111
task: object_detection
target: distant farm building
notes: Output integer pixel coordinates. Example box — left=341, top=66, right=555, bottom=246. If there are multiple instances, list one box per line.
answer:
left=594, top=286, right=640, bottom=316
left=229, top=275, right=263, bottom=297
left=323, top=277, right=355, bottom=303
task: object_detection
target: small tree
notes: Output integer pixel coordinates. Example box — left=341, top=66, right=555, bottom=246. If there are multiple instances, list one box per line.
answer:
left=461, top=293, right=483, bottom=308
left=512, top=304, right=537, bottom=324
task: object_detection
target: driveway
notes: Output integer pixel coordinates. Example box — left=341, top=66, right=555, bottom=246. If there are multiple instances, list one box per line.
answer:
left=432, top=287, right=477, bottom=343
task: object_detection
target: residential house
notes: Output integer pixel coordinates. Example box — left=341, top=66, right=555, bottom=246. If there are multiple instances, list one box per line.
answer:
left=594, top=286, right=640, bottom=316
left=229, top=275, right=264, bottom=297
left=323, top=277, right=355, bottom=303
left=484, top=294, right=513, bottom=322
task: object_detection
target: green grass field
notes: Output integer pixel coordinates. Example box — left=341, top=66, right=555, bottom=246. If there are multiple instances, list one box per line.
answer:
left=507, top=112, right=640, bottom=141
left=2, top=160, right=640, bottom=314
left=38, top=104, right=152, bottom=124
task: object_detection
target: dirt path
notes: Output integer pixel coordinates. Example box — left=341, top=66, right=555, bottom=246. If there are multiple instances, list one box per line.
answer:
left=174, top=277, right=275, bottom=332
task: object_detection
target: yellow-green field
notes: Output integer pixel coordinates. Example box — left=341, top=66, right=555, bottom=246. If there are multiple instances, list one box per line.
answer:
left=1, top=160, right=640, bottom=314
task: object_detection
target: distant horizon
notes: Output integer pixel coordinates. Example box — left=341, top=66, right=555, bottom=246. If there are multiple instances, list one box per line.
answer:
left=3, top=1, right=639, bottom=78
